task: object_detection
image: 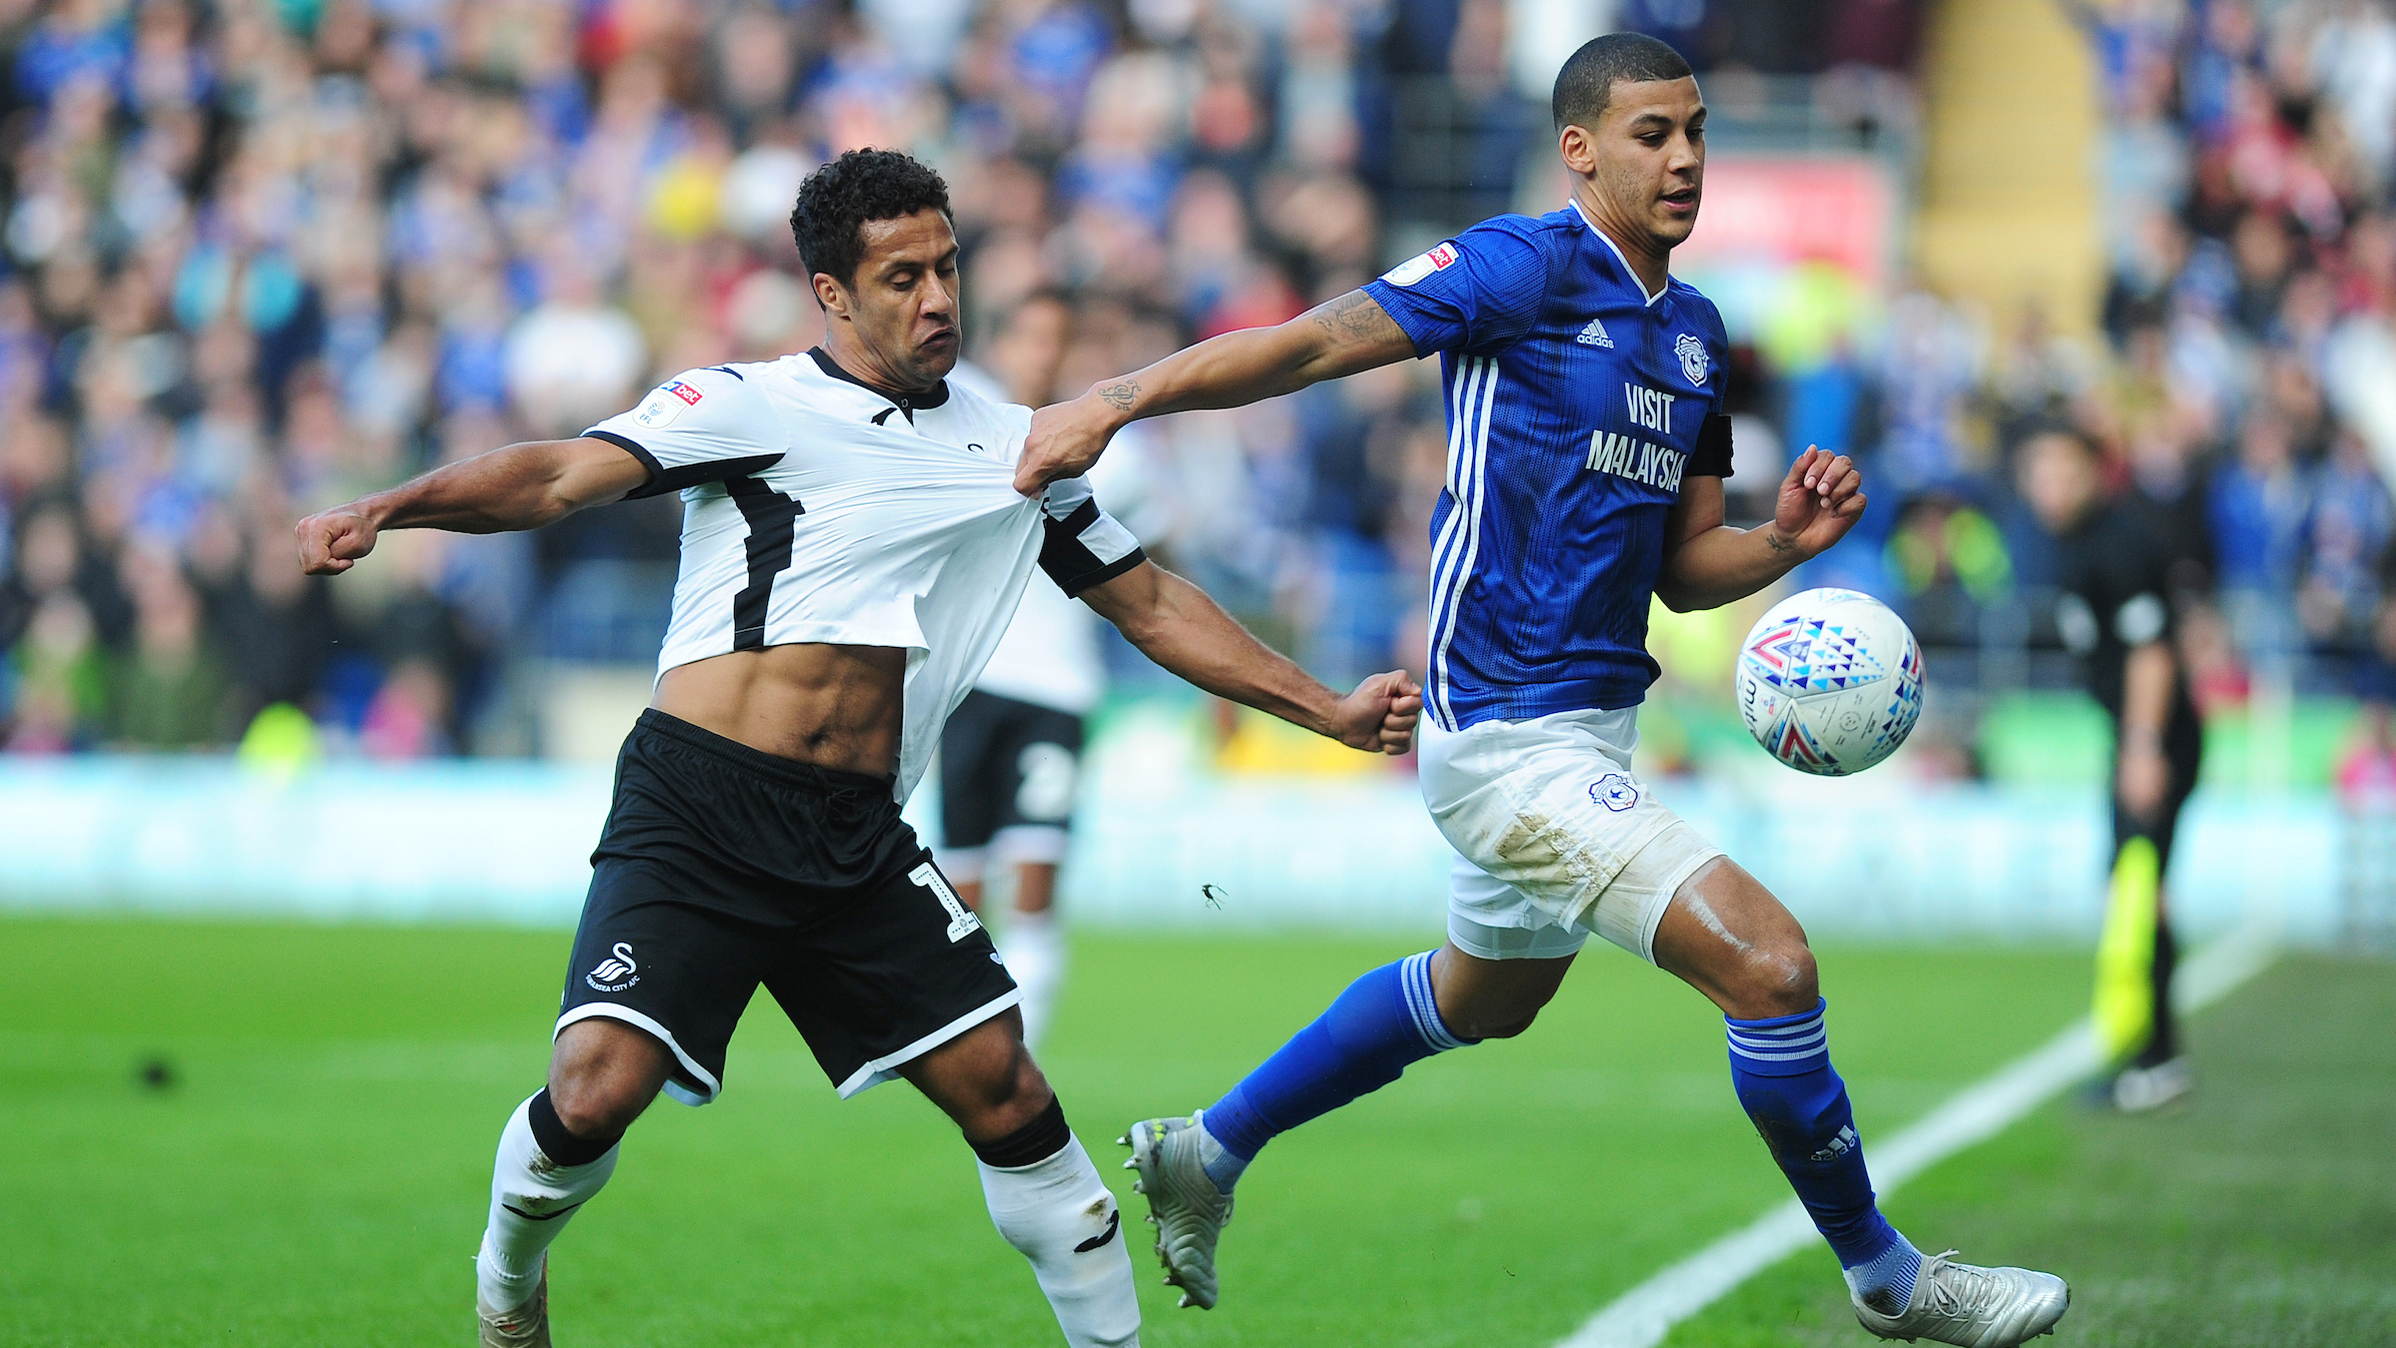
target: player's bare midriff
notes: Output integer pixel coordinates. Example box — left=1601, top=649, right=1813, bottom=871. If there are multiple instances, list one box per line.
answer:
left=654, top=643, right=906, bottom=777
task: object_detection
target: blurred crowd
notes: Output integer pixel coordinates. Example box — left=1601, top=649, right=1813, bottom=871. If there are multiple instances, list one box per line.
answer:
left=9, top=0, right=2390, bottom=764
left=1810, top=0, right=2396, bottom=737
left=0, top=0, right=1473, bottom=754
left=0, top=0, right=1916, bottom=756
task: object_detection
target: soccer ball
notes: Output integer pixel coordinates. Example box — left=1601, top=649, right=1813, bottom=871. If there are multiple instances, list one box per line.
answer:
left=1734, top=588, right=1924, bottom=776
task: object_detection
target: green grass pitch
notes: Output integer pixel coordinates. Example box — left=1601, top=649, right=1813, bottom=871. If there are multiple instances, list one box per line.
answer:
left=0, top=915, right=2386, bottom=1346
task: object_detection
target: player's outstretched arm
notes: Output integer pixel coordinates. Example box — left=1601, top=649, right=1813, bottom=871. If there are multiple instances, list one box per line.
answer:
left=1079, top=559, right=1421, bottom=755
left=295, top=437, right=651, bottom=575
left=1014, top=290, right=1417, bottom=496
left=1655, top=446, right=1865, bottom=612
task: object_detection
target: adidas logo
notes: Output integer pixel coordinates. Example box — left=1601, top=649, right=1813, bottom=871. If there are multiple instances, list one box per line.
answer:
left=1810, top=1123, right=1860, bottom=1163
left=1576, top=317, right=1613, bottom=348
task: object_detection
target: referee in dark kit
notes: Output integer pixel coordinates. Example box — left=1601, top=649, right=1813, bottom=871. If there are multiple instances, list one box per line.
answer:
left=2020, top=426, right=2205, bottom=1112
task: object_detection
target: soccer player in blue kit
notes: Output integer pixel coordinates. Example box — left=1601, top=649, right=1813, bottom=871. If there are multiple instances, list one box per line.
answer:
left=1016, top=33, right=2070, bottom=1348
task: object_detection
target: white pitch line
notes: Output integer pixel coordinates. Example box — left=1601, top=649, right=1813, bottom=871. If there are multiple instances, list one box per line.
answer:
left=1557, top=922, right=2281, bottom=1348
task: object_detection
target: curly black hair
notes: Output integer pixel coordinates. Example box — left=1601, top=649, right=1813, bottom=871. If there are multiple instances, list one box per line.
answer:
left=789, top=149, right=954, bottom=290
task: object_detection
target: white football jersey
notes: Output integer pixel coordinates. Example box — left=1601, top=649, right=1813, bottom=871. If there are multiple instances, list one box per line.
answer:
left=945, top=360, right=1160, bottom=717
left=583, top=349, right=1144, bottom=802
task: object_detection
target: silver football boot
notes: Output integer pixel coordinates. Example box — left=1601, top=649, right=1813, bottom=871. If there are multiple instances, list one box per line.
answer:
left=477, top=1260, right=551, bottom=1348
left=1120, top=1113, right=1234, bottom=1309
left=1853, top=1249, right=2069, bottom=1347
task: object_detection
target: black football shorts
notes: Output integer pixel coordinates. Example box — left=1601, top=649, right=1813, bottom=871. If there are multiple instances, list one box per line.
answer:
left=938, top=689, right=1086, bottom=863
left=558, top=710, right=1018, bottom=1103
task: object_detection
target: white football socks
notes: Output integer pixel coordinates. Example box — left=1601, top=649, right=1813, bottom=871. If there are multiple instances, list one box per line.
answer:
left=476, top=1094, right=619, bottom=1313
left=1001, top=908, right=1068, bottom=1050
left=977, top=1134, right=1141, bottom=1348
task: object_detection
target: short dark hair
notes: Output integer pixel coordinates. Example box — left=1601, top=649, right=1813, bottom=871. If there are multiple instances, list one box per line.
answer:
left=1551, top=32, right=1696, bottom=131
left=2018, top=421, right=2099, bottom=459
left=789, top=149, right=954, bottom=289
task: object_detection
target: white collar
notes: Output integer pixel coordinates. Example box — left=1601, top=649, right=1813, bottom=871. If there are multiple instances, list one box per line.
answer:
left=1568, top=198, right=1666, bottom=307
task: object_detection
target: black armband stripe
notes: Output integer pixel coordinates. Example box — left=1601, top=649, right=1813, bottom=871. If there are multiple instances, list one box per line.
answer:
left=1054, top=547, right=1147, bottom=597
left=1045, top=497, right=1102, bottom=533
left=1039, top=496, right=1143, bottom=596
left=1690, top=414, right=1733, bottom=479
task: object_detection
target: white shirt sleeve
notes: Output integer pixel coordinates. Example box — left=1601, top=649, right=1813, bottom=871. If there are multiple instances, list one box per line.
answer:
left=584, top=367, right=783, bottom=499
left=1038, top=475, right=1145, bottom=596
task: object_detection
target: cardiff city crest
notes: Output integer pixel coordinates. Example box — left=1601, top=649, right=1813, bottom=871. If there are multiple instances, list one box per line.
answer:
left=1675, top=333, right=1709, bottom=385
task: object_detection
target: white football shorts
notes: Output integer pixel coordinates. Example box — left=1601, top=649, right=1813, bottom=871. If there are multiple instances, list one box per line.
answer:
left=1419, top=706, right=1723, bottom=964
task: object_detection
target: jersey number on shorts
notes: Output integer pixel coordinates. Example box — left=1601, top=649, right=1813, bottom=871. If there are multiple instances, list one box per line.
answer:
left=910, top=862, right=985, bottom=943
left=726, top=476, right=806, bottom=650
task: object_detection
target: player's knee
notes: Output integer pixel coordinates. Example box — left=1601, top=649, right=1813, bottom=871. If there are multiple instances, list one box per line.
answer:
left=546, top=1029, right=665, bottom=1139
left=970, top=1062, right=1056, bottom=1141
left=957, top=1022, right=1055, bottom=1134
left=545, top=1069, right=649, bottom=1140
left=1728, top=940, right=1818, bottom=1021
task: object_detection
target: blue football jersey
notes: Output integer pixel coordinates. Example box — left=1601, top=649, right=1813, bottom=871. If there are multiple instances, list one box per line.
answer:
left=1362, top=201, right=1734, bottom=731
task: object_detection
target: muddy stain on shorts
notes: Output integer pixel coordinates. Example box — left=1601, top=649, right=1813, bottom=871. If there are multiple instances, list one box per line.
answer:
left=1492, top=809, right=1607, bottom=896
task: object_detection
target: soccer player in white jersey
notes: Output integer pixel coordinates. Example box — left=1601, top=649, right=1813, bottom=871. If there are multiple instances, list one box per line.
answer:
left=295, top=149, right=1420, bottom=1348
left=1016, top=36, right=2070, bottom=1348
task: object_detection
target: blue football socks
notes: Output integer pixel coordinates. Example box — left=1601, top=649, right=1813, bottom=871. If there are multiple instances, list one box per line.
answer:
left=1196, top=951, right=1473, bottom=1192
left=1726, top=998, right=1922, bottom=1312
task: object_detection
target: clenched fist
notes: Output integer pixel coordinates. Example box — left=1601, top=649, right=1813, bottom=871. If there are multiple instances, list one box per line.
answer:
left=295, top=505, right=381, bottom=575
left=1327, top=669, right=1424, bottom=756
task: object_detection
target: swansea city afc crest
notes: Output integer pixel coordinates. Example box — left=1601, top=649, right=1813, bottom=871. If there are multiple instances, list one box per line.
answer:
left=1675, top=333, right=1709, bottom=386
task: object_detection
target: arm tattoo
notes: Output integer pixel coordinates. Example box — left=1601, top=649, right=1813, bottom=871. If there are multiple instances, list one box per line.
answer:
left=1764, top=529, right=1798, bottom=555
left=1098, top=380, right=1139, bottom=411
left=1311, top=290, right=1403, bottom=345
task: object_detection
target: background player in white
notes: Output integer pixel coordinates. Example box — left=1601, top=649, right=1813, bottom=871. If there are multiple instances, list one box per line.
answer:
left=941, top=291, right=1159, bottom=1050
left=1016, top=36, right=2070, bottom=1348
left=296, top=150, right=1419, bottom=1348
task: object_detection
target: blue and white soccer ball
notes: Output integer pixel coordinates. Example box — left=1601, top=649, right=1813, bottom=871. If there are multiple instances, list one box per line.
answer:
left=1734, top=588, right=1925, bottom=776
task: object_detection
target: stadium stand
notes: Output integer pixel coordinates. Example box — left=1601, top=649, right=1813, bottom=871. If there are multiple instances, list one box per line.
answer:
left=0, top=0, right=2391, bottom=780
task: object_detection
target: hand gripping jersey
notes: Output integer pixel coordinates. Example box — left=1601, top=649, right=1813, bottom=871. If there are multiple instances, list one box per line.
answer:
left=1362, top=202, right=1736, bottom=732
left=583, top=350, right=1144, bottom=802
left=943, top=359, right=1150, bottom=718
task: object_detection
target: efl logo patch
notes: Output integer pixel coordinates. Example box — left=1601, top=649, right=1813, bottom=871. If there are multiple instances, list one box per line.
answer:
left=1381, top=241, right=1460, bottom=287
left=1590, top=773, right=1639, bottom=812
left=584, top=941, right=639, bottom=992
left=633, top=385, right=692, bottom=429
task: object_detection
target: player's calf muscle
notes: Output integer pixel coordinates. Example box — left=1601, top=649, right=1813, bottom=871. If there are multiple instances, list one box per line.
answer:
left=1429, top=946, right=1571, bottom=1039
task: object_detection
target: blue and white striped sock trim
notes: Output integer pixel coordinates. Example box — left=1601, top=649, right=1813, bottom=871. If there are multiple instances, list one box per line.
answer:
left=1725, top=997, right=1831, bottom=1076
left=1399, top=951, right=1472, bottom=1052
